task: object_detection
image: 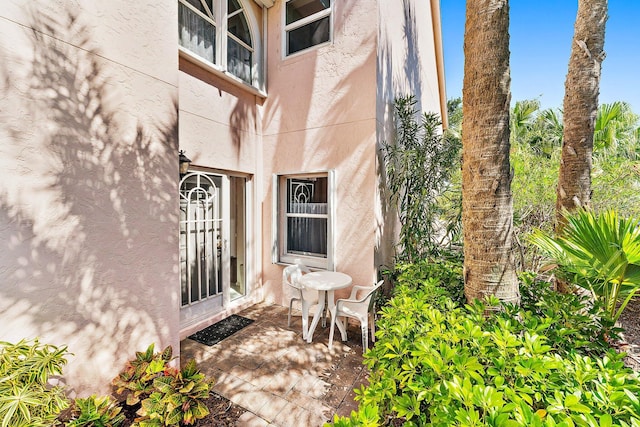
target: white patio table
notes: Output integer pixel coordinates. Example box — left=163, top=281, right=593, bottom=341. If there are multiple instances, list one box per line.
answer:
left=299, top=271, right=352, bottom=344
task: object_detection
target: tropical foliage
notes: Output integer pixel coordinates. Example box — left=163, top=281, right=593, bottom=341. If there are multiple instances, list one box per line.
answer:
left=530, top=209, right=640, bottom=322
left=0, top=339, right=70, bottom=427
left=65, top=395, right=124, bottom=427
left=383, top=95, right=461, bottom=262
left=112, top=344, right=213, bottom=426
left=0, top=340, right=214, bottom=427
left=327, top=266, right=638, bottom=427
left=594, top=101, right=640, bottom=157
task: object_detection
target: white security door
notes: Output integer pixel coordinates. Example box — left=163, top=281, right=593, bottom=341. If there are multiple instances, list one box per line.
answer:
left=179, top=172, right=231, bottom=329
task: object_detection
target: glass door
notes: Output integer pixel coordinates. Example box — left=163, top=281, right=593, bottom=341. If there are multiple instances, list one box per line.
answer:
left=179, top=171, right=247, bottom=329
left=229, top=175, right=247, bottom=300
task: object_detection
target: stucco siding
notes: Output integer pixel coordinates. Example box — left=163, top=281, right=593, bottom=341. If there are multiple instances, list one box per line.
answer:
left=260, top=0, right=379, bottom=296
left=0, top=1, right=179, bottom=394
left=377, top=0, right=442, bottom=116
left=177, top=65, right=261, bottom=174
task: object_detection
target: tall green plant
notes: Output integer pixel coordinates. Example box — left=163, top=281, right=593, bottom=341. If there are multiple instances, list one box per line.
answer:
left=0, top=339, right=70, bottom=427
left=530, top=209, right=640, bottom=322
left=383, top=95, right=460, bottom=262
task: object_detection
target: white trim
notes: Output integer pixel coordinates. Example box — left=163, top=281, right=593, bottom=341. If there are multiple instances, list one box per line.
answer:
left=180, top=0, right=217, bottom=26
left=218, top=0, right=227, bottom=67
left=327, top=168, right=335, bottom=271
left=284, top=8, right=331, bottom=32
left=273, top=170, right=335, bottom=270
left=221, top=174, right=231, bottom=308
left=283, top=0, right=333, bottom=58
left=271, top=174, right=279, bottom=265
left=228, top=32, right=253, bottom=52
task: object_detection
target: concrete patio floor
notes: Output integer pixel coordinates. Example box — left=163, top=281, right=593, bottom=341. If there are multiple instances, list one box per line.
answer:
left=180, top=303, right=369, bottom=426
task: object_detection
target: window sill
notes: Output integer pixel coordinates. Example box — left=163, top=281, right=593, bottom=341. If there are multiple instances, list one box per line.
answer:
left=179, top=47, right=267, bottom=99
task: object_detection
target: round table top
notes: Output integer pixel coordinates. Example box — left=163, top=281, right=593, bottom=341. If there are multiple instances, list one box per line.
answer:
left=299, top=271, right=352, bottom=291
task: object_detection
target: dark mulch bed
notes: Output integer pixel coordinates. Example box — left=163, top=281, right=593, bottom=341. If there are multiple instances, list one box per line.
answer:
left=57, top=392, right=247, bottom=426
left=118, top=392, right=246, bottom=426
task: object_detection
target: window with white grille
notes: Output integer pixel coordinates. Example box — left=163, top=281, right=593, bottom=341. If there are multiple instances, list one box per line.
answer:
left=273, top=171, right=335, bottom=269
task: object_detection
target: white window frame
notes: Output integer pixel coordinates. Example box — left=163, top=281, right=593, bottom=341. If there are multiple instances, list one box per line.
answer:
left=283, top=0, right=333, bottom=57
left=272, top=171, right=335, bottom=270
left=178, top=0, right=264, bottom=91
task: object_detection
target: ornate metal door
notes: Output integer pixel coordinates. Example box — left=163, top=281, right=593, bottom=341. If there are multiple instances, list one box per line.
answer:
left=179, top=172, right=228, bottom=328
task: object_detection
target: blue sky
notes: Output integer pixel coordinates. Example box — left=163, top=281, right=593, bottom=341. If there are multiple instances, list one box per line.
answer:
left=441, top=1, right=640, bottom=112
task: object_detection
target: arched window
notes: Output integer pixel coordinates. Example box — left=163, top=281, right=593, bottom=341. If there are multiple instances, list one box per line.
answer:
left=179, top=0, right=260, bottom=87
left=227, top=0, right=253, bottom=83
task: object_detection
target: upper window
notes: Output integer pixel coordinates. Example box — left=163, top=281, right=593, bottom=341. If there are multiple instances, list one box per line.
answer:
left=179, top=0, right=257, bottom=86
left=273, top=172, right=335, bottom=269
left=285, top=0, right=332, bottom=56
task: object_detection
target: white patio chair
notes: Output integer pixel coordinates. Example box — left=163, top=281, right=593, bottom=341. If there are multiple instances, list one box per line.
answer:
left=328, top=280, right=384, bottom=351
left=284, top=262, right=321, bottom=339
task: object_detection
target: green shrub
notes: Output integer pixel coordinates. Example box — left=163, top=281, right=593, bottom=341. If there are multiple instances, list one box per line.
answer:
left=135, top=360, right=212, bottom=427
left=329, top=281, right=640, bottom=426
left=392, top=255, right=465, bottom=307
left=112, top=344, right=213, bottom=426
left=65, top=395, right=124, bottom=427
left=517, top=273, right=620, bottom=356
left=0, top=339, right=70, bottom=427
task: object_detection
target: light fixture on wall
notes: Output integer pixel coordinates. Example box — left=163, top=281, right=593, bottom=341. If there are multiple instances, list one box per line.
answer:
left=179, top=150, right=191, bottom=177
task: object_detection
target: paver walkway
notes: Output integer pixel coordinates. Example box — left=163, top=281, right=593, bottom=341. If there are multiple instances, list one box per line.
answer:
left=180, top=303, right=369, bottom=426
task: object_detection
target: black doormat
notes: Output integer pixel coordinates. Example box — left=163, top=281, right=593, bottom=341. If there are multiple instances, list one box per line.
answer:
left=188, top=315, right=254, bottom=346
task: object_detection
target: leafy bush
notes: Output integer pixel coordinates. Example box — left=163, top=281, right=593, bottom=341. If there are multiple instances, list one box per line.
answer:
left=328, top=280, right=640, bottom=426
left=391, top=254, right=465, bottom=307
left=0, top=340, right=214, bottom=427
left=516, top=273, right=619, bottom=356
left=65, top=395, right=124, bottom=427
left=135, top=360, right=212, bottom=427
left=112, top=344, right=213, bottom=426
left=0, top=339, right=70, bottom=427
left=112, top=344, right=174, bottom=407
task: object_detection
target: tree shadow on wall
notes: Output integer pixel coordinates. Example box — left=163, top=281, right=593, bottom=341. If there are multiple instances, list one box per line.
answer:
left=375, top=0, right=428, bottom=274
left=0, top=9, right=178, bottom=394
left=402, top=0, right=423, bottom=103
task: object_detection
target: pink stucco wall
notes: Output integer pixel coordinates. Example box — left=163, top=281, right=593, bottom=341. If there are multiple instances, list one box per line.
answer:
left=260, top=0, right=379, bottom=303
left=377, top=0, right=444, bottom=117
left=178, top=61, right=261, bottom=174
left=0, top=0, right=180, bottom=394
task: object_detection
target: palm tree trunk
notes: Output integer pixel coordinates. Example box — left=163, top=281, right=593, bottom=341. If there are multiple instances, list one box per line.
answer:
left=555, top=0, right=607, bottom=293
left=556, top=0, right=607, bottom=226
left=462, top=0, right=519, bottom=305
